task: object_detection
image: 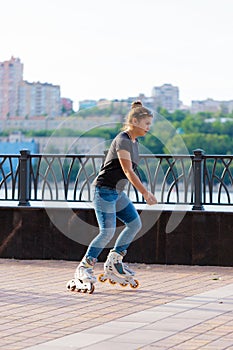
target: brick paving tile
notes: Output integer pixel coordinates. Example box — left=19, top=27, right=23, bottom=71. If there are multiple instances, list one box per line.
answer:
left=1, top=259, right=233, bottom=350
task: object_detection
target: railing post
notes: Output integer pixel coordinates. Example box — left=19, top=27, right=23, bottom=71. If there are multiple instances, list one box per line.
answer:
left=18, top=149, right=31, bottom=207
left=192, top=149, right=204, bottom=210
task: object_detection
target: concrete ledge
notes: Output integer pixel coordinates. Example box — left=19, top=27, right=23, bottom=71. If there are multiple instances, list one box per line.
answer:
left=0, top=204, right=232, bottom=266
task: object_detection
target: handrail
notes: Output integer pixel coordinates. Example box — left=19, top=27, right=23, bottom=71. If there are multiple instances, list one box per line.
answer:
left=1, top=149, right=233, bottom=209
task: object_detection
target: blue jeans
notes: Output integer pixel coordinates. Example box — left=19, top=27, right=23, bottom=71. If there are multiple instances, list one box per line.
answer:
left=85, top=186, right=142, bottom=260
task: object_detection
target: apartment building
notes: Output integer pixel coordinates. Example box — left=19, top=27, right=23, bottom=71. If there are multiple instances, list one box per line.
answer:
left=0, top=57, right=23, bottom=118
left=152, top=83, right=180, bottom=112
left=18, top=80, right=61, bottom=118
left=191, top=98, right=233, bottom=114
left=0, top=57, right=62, bottom=119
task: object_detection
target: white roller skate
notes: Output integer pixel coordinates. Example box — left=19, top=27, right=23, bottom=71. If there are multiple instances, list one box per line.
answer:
left=98, top=250, right=139, bottom=289
left=66, top=257, right=97, bottom=294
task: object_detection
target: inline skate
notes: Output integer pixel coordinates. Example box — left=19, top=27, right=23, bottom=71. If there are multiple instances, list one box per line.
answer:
left=98, top=250, right=139, bottom=289
left=66, top=257, right=96, bottom=294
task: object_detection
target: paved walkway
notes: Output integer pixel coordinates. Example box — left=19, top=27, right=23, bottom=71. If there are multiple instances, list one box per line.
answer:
left=1, top=259, right=233, bottom=350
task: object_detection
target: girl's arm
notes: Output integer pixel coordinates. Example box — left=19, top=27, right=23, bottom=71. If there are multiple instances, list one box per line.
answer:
left=117, top=149, right=157, bottom=205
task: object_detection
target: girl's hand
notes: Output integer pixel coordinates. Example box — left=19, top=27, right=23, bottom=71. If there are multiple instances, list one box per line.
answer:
left=143, top=191, right=158, bottom=205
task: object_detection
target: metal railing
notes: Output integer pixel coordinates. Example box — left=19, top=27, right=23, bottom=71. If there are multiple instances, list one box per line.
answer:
left=1, top=149, right=233, bottom=210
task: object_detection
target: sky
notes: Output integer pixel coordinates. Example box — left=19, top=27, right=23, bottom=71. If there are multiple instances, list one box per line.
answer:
left=1, top=0, right=233, bottom=110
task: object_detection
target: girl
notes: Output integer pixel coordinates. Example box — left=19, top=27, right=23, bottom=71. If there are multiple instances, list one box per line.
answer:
left=74, top=100, right=157, bottom=288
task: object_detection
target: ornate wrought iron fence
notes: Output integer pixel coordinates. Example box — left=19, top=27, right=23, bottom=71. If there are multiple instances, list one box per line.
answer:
left=1, top=149, right=233, bottom=209
left=0, top=154, right=19, bottom=201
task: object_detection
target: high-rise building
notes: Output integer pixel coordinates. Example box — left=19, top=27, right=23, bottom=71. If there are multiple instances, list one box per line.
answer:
left=152, top=83, right=180, bottom=112
left=0, top=57, right=62, bottom=119
left=0, top=57, right=23, bottom=118
left=18, top=81, right=61, bottom=118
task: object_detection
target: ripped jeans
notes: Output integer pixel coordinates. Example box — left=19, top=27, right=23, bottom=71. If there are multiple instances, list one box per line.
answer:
left=85, top=186, right=142, bottom=260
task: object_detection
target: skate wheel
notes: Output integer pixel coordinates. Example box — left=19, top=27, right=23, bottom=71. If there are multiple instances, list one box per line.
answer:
left=66, top=280, right=76, bottom=292
left=88, top=284, right=95, bottom=294
left=98, top=273, right=107, bottom=283
left=109, top=279, right=117, bottom=285
left=81, top=288, right=87, bottom=293
left=119, top=282, right=128, bottom=287
left=130, top=279, right=140, bottom=289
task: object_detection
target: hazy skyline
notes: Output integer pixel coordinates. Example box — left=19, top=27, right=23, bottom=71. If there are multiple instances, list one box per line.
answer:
left=1, top=0, right=233, bottom=109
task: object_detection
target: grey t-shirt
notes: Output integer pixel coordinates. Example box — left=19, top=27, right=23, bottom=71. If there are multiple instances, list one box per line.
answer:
left=93, top=131, right=140, bottom=191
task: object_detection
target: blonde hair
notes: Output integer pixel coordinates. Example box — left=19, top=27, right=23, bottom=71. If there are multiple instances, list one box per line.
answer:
left=122, top=100, right=153, bottom=130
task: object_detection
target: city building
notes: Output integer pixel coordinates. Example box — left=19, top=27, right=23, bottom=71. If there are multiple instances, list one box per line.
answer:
left=2, top=55, right=233, bottom=125
left=191, top=99, right=221, bottom=114
left=78, top=100, right=97, bottom=110
left=18, top=80, right=61, bottom=118
left=0, top=57, right=23, bottom=118
left=152, top=83, right=180, bottom=112
left=221, top=100, right=233, bottom=114
left=61, top=98, right=73, bottom=115
left=0, top=57, right=63, bottom=119
left=191, top=98, right=233, bottom=114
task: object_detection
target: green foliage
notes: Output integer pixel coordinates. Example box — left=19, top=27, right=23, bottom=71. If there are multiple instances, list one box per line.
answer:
left=180, top=115, right=204, bottom=134
left=86, top=125, right=120, bottom=140
left=3, top=104, right=233, bottom=155
left=180, top=133, right=233, bottom=154
left=25, top=130, right=54, bottom=137
left=140, top=133, right=165, bottom=154
left=157, top=109, right=233, bottom=155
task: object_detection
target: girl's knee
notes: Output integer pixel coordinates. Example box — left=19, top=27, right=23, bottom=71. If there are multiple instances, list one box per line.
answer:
left=99, top=228, right=115, bottom=243
left=128, top=215, right=142, bottom=232
left=136, top=216, right=142, bottom=231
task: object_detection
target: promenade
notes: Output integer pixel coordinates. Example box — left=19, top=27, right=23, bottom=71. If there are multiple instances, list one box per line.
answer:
left=1, top=259, right=233, bottom=349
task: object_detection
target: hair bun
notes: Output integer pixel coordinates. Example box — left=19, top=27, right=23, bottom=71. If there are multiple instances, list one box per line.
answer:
left=131, top=100, right=142, bottom=109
